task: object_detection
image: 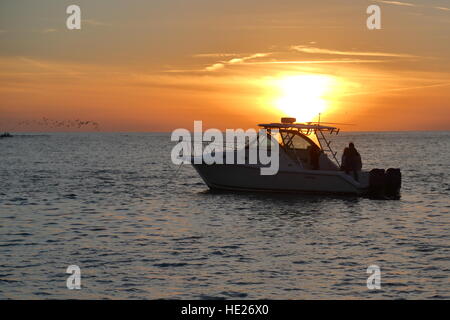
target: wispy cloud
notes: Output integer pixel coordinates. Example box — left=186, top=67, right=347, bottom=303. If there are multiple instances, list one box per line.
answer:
left=42, top=28, right=57, bottom=33
left=171, top=46, right=412, bottom=74
left=205, top=63, right=226, bottom=71
left=19, top=57, right=51, bottom=68
left=377, top=0, right=450, bottom=12
left=291, top=45, right=418, bottom=58
left=342, top=81, right=450, bottom=97
left=246, top=59, right=386, bottom=65
left=377, top=1, right=416, bottom=7
left=193, top=53, right=240, bottom=58
left=84, top=19, right=111, bottom=27
left=434, top=6, right=450, bottom=12
left=205, top=53, right=270, bottom=71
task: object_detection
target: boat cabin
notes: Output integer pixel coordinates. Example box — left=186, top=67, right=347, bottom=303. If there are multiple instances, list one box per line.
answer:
left=258, top=118, right=341, bottom=171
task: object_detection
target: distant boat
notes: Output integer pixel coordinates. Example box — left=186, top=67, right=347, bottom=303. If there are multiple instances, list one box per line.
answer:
left=191, top=118, right=401, bottom=198
left=0, top=132, right=13, bottom=138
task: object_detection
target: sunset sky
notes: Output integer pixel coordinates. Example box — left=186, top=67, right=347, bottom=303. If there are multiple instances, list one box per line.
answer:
left=1, top=0, right=449, bottom=131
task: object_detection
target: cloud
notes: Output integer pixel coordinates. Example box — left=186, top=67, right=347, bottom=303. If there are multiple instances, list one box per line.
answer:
left=171, top=47, right=407, bottom=74
left=246, top=59, right=386, bottom=65
left=42, top=28, right=57, bottom=33
left=377, top=1, right=416, bottom=7
left=19, top=57, right=51, bottom=68
left=204, top=53, right=271, bottom=71
left=434, top=6, right=450, bottom=12
left=193, top=53, right=240, bottom=58
left=228, top=53, right=269, bottom=64
left=377, top=1, right=450, bottom=12
left=83, top=19, right=111, bottom=27
left=291, top=46, right=418, bottom=58
left=205, top=63, right=226, bottom=71
left=165, top=58, right=387, bottom=74
left=342, top=81, right=450, bottom=97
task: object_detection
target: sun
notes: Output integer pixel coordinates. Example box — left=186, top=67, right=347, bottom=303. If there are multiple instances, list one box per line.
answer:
left=274, top=75, right=336, bottom=122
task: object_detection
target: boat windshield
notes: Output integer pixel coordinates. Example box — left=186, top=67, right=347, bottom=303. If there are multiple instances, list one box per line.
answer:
left=246, top=130, right=320, bottom=151
left=257, top=122, right=341, bottom=167
left=277, top=130, right=321, bottom=168
left=279, top=130, right=319, bottom=150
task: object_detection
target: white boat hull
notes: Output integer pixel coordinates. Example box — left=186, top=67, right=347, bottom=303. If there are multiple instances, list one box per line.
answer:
left=192, top=163, right=369, bottom=195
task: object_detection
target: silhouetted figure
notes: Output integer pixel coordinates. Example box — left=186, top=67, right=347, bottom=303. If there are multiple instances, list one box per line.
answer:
left=341, top=143, right=362, bottom=181
left=341, top=147, right=350, bottom=171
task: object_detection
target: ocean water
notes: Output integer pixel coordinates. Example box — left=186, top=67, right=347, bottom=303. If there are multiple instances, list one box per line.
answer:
left=0, top=131, right=449, bottom=299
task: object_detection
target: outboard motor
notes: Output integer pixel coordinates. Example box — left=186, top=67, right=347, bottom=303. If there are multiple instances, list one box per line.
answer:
left=385, top=168, right=401, bottom=198
left=369, top=169, right=386, bottom=198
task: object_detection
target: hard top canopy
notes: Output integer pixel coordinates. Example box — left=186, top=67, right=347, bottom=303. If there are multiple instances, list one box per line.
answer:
left=258, top=122, right=339, bottom=132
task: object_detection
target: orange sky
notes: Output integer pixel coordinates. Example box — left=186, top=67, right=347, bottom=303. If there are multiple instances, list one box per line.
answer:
left=0, top=0, right=449, bottom=131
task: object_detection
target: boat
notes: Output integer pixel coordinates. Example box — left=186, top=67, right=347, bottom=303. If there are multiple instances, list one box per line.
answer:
left=191, top=118, right=401, bottom=198
left=0, top=132, right=13, bottom=138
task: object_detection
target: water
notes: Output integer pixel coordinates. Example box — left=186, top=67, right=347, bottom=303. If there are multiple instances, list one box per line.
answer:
left=0, top=132, right=449, bottom=299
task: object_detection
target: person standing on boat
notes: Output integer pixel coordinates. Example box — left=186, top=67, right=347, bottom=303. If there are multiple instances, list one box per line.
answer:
left=341, top=147, right=350, bottom=171
left=342, top=142, right=362, bottom=181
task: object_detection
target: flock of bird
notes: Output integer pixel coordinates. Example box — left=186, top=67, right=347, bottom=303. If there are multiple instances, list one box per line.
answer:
left=13, top=118, right=100, bottom=130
